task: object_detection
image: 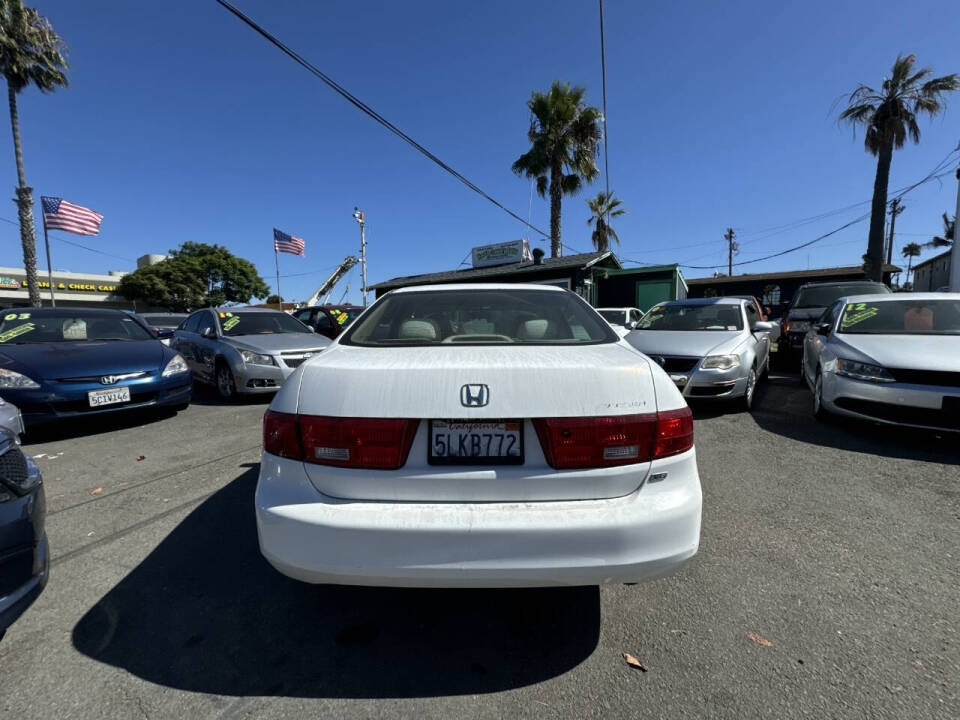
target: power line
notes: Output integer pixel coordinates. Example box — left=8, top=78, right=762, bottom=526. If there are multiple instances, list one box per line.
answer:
left=51, top=236, right=133, bottom=262
left=215, top=0, right=548, bottom=239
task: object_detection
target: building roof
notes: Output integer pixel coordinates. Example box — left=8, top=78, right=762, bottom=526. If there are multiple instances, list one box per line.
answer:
left=685, top=264, right=902, bottom=285
left=368, top=251, right=621, bottom=292
left=911, top=249, right=951, bottom=272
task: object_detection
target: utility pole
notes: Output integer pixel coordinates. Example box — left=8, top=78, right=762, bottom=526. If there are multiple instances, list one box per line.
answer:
left=353, top=207, right=367, bottom=306
left=885, top=197, right=905, bottom=267
left=951, top=159, right=960, bottom=292
left=598, top=0, right=610, bottom=219
left=725, top=228, right=737, bottom=276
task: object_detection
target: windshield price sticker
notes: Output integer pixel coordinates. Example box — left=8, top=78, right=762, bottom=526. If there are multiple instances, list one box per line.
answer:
left=0, top=322, right=35, bottom=343
left=3, top=312, right=30, bottom=321
left=222, top=316, right=240, bottom=332
left=841, top=303, right=878, bottom=329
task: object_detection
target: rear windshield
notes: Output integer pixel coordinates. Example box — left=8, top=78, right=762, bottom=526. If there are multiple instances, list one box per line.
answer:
left=598, top=310, right=626, bottom=325
left=142, top=314, right=185, bottom=328
left=217, top=311, right=313, bottom=337
left=637, top=304, right=743, bottom=331
left=793, top=284, right=889, bottom=308
left=341, top=289, right=617, bottom=346
left=0, top=311, right=153, bottom=344
left=839, top=299, right=960, bottom=335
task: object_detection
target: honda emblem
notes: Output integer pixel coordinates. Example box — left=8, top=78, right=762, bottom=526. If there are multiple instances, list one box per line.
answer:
left=460, top=384, right=489, bottom=407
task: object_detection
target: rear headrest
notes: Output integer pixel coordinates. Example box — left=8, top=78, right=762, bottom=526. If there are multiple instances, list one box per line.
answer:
left=517, top=319, right=552, bottom=340
left=398, top=319, right=438, bottom=340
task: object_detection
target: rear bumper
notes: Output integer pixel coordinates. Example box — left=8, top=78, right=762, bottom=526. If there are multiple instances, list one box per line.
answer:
left=255, top=450, right=702, bottom=588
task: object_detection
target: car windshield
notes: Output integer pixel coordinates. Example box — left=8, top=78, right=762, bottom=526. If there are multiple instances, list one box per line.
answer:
left=636, top=304, right=743, bottom=331
left=325, top=307, right=363, bottom=328
left=218, top=311, right=313, bottom=336
left=341, top=289, right=617, bottom=346
left=598, top=310, right=626, bottom=325
left=838, top=299, right=960, bottom=335
left=142, top=315, right=184, bottom=328
left=793, top=284, right=889, bottom=308
left=0, top=311, right=154, bottom=343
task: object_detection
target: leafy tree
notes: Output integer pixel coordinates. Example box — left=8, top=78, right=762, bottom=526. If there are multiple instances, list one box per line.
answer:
left=266, top=294, right=284, bottom=305
left=586, top=191, right=626, bottom=252
left=512, top=82, right=602, bottom=258
left=0, top=1, right=68, bottom=306
left=119, top=242, right=270, bottom=311
left=839, top=54, right=958, bottom=282
left=926, top=212, right=955, bottom=249
left=901, top=241, right=922, bottom=286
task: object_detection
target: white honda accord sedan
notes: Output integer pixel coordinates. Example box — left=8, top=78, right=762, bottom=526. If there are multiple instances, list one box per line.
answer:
left=256, top=284, right=702, bottom=588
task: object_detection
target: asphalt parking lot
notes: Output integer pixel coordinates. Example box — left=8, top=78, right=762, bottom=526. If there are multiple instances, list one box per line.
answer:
left=0, top=375, right=956, bottom=719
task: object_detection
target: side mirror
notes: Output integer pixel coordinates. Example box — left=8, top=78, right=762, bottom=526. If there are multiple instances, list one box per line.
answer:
left=816, top=322, right=831, bottom=336
left=155, top=328, right=174, bottom=340
left=752, top=321, right=775, bottom=334
left=202, top=327, right=216, bottom=339
left=625, top=321, right=637, bottom=330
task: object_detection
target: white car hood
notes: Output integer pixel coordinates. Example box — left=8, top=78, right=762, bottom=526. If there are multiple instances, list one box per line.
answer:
left=296, top=342, right=657, bottom=418
left=839, top=334, right=960, bottom=371
left=626, top=330, right=743, bottom=359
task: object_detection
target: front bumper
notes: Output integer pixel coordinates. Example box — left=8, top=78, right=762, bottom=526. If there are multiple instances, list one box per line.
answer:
left=821, top=372, right=960, bottom=432
left=3, top=375, right=192, bottom=426
left=255, top=449, right=702, bottom=588
left=1, top=463, right=48, bottom=634
left=670, top=366, right=748, bottom=401
left=231, top=357, right=313, bottom=394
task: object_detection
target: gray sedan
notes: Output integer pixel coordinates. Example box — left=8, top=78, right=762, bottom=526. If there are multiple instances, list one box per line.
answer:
left=802, top=293, right=960, bottom=431
left=626, top=298, right=777, bottom=411
left=172, top=307, right=330, bottom=400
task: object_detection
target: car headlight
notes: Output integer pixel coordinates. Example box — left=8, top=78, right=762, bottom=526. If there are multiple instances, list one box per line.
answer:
left=835, top=358, right=894, bottom=383
left=701, top=354, right=741, bottom=370
left=239, top=350, right=275, bottom=366
left=0, top=368, right=40, bottom=389
left=786, top=320, right=810, bottom=334
left=162, top=353, right=190, bottom=377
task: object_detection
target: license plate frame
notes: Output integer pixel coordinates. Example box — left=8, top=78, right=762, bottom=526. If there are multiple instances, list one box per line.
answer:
left=428, top=419, right=524, bottom=466
left=87, top=387, right=132, bottom=407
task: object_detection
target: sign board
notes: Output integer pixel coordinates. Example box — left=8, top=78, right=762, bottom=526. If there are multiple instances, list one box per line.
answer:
left=471, top=239, right=532, bottom=269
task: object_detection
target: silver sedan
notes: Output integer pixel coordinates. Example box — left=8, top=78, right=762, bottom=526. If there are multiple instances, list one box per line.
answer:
left=172, top=307, right=330, bottom=400
left=626, top=298, right=778, bottom=411
left=802, top=293, right=960, bottom=431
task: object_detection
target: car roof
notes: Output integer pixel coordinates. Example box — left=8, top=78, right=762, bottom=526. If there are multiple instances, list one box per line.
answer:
left=797, top=281, right=887, bottom=289
left=140, top=311, right=186, bottom=316
left=208, top=306, right=286, bottom=313
left=841, top=292, right=959, bottom=303
left=658, top=297, right=744, bottom=307
left=6, top=307, right=133, bottom=316
left=596, top=307, right=633, bottom=311
left=299, top=304, right=364, bottom=310
left=389, top=283, right=566, bottom=294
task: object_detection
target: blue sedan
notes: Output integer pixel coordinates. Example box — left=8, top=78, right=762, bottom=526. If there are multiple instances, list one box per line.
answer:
left=0, top=308, right=192, bottom=427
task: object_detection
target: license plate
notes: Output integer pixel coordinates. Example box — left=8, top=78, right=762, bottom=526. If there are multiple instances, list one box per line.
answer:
left=428, top=420, right=523, bottom=465
left=88, top=387, right=131, bottom=407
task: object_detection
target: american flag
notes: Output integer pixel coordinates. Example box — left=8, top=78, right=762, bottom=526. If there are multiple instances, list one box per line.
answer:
left=273, top=228, right=305, bottom=256
left=41, top=196, right=104, bottom=236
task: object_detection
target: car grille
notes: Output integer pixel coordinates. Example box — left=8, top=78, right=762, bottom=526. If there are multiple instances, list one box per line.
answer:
left=57, top=371, right=152, bottom=383
left=280, top=350, right=324, bottom=369
left=283, top=357, right=306, bottom=368
left=886, top=369, right=960, bottom=388
left=0, top=446, right=28, bottom=488
left=650, top=356, right=700, bottom=373
left=834, top=397, right=960, bottom=430
left=688, top=383, right=736, bottom=397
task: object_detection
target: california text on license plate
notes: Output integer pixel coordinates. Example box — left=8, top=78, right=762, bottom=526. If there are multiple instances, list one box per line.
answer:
left=428, top=420, right=524, bottom=465
left=87, top=387, right=131, bottom=407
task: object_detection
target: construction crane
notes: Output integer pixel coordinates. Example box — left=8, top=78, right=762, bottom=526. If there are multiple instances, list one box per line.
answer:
left=304, top=256, right=359, bottom=307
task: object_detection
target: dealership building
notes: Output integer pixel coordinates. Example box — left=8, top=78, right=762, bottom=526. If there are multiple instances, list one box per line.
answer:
left=0, top=254, right=167, bottom=310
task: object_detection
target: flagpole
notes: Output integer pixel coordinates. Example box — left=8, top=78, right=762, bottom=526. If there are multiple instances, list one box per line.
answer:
left=42, top=212, right=55, bottom=307
left=274, top=247, right=281, bottom=309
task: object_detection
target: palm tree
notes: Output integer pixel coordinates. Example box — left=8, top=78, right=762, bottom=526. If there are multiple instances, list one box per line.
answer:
left=926, top=212, right=955, bottom=249
left=0, top=1, right=68, bottom=306
left=586, top=191, right=626, bottom=252
left=513, top=82, right=602, bottom=257
left=839, top=54, right=958, bottom=282
left=901, top=241, right=922, bottom=287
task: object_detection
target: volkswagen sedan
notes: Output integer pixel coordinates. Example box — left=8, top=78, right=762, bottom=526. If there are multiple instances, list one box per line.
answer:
left=802, top=293, right=960, bottom=431
left=626, top=298, right=777, bottom=411
left=257, top=284, right=702, bottom=588
left=0, top=309, right=192, bottom=427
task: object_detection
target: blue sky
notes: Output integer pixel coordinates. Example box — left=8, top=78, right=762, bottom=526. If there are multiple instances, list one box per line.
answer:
left=6, top=0, right=959, bottom=303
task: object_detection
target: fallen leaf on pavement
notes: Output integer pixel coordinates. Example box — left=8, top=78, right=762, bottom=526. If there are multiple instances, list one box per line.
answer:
left=86, top=531, right=95, bottom=537
left=622, top=652, right=648, bottom=671
left=747, top=633, right=773, bottom=647
left=90, top=487, right=103, bottom=495
left=137, top=455, right=146, bottom=461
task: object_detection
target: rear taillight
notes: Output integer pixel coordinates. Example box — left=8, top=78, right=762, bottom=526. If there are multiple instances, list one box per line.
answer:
left=533, top=407, right=693, bottom=470
left=263, top=410, right=418, bottom=470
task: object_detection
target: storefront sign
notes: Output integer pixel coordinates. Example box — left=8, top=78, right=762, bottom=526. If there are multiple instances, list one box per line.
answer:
left=471, top=239, right=532, bottom=268
left=13, top=279, right=118, bottom=293
left=0, top=276, right=19, bottom=290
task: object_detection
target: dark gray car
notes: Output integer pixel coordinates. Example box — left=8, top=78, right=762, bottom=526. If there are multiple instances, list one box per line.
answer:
left=172, top=308, right=330, bottom=400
